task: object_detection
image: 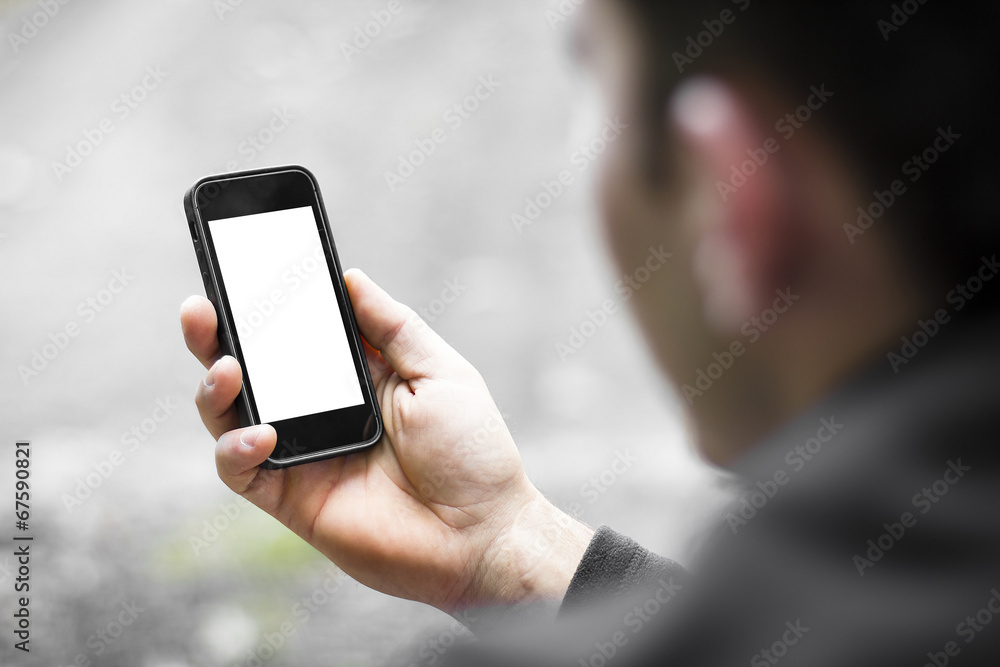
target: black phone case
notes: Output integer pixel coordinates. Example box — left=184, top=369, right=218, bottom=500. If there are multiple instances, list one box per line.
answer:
left=183, top=165, right=383, bottom=469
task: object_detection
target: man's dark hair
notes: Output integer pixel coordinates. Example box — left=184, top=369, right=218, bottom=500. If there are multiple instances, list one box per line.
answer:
left=616, top=1, right=1000, bottom=312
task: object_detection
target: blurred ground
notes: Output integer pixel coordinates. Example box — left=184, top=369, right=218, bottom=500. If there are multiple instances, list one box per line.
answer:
left=0, top=1, right=732, bottom=665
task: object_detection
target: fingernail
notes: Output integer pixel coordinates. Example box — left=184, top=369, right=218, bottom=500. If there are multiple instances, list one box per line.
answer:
left=203, top=365, right=217, bottom=389
left=240, top=426, right=263, bottom=449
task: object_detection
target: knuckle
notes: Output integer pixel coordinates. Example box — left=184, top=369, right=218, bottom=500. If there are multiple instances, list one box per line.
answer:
left=394, top=308, right=425, bottom=349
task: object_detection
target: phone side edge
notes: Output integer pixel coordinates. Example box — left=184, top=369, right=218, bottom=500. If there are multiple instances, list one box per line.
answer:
left=183, top=177, right=256, bottom=432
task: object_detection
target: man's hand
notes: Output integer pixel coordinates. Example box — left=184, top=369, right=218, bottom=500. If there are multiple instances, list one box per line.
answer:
left=180, top=269, right=593, bottom=612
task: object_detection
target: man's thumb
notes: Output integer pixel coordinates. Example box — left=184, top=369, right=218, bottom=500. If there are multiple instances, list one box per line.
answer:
left=344, top=269, right=465, bottom=381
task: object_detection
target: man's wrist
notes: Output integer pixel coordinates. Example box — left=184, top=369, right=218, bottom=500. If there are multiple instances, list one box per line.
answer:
left=472, top=487, right=594, bottom=608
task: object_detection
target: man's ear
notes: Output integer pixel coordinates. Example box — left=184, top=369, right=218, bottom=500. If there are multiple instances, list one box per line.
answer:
left=669, top=77, right=794, bottom=333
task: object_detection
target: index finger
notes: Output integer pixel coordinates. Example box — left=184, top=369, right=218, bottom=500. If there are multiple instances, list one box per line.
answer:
left=180, top=295, right=222, bottom=370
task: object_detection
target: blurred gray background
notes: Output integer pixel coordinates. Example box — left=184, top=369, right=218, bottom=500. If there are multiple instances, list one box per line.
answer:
left=0, top=1, right=731, bottom=665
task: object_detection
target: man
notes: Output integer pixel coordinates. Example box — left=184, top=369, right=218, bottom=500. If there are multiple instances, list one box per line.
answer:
left=181, top=1, right=1000, bottom=664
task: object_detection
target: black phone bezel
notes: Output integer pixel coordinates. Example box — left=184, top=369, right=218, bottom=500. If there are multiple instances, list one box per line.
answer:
left=184, top=165, right=382, bottom=468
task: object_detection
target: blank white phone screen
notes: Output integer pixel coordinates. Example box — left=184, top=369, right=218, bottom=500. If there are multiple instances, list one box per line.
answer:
left=209, top=206, right=364, bottom=423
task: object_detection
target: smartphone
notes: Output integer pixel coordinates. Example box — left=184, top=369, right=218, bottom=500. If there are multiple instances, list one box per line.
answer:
left=184, top=166, right=382, bottom=468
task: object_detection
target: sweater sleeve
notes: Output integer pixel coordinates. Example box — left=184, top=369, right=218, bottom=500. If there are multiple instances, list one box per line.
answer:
left=435, top=526, right=689, bottom=665
left=559, top=525, right=688, bottom=615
